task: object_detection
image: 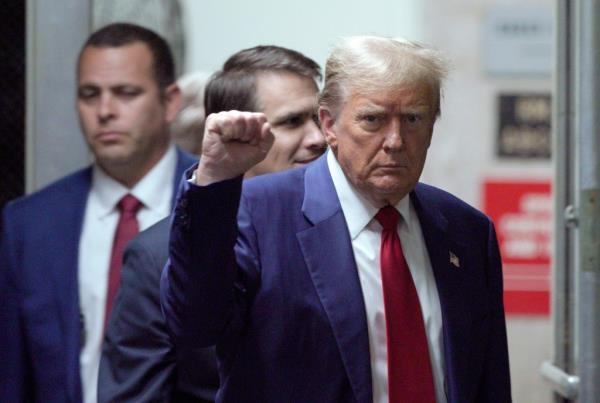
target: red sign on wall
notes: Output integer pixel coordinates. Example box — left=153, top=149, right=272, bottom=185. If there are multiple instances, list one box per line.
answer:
left=483, top=180, right=552, bottom=315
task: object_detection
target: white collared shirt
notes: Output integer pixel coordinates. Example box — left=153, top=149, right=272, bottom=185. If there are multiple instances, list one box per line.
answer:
left=78, top=145, right=177, bottom=403
left=327, top=150, right=446, bottom=403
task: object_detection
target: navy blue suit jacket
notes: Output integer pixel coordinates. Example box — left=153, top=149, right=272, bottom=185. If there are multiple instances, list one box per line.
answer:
left=0, top=149, right=195, bottom=402
left=162, top=154, right=511, bottom=402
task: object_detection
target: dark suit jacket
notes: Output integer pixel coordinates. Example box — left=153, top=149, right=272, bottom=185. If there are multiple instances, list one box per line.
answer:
left=98, top=218, right=218, bottom=402
left=161, top=154, right=511, bottom=402
left=0, top=149, right=195, bottom=403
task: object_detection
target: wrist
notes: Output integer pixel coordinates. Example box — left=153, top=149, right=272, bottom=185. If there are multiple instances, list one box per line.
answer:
left=195, top=161, right=238, bottom=186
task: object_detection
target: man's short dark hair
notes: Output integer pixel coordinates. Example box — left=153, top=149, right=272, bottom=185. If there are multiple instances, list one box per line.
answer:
left=80, top=22, right=175, bottom=91
left=204, top=45, right=321, bottom=116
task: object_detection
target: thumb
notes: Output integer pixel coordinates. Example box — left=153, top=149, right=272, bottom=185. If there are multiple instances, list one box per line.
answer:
left=256, top=121, right=275, bottom=152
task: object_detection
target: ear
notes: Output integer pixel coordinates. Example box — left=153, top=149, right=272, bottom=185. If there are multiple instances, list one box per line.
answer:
left=163, top=83, right=182, bottom=123
left=318, top=106, right=338, bottom=151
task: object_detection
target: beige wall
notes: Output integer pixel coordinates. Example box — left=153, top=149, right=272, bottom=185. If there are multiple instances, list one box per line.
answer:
left=181, top=0, right=423, bottom=75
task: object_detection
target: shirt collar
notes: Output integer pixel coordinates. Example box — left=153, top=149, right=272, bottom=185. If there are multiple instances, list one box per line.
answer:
left=90, top=144, right=177, bottom=218
left=327, top=150, right=411, bottom=239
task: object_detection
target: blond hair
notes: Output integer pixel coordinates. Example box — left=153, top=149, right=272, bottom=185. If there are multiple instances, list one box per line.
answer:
left=319, top=36, right=448, bottom=117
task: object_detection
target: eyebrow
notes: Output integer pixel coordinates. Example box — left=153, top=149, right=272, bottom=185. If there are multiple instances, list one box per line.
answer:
left=401, top=105, right=431, bottom=112
left=355, top=104, right=387, bottom=115
left=271, top=107, right=316, bottom=126
left=358, top=103, right=386, bottom=110
left=78, top=83, right=98, bottom=89
left=78, top=81, right=143, bottom=88
left=357, top=102, right=432, bottom=115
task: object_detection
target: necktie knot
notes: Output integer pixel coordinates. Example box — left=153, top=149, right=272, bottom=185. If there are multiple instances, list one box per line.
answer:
left=118, top=194, right=142, bottom=215
left=375, top=205, right=400, bottom=230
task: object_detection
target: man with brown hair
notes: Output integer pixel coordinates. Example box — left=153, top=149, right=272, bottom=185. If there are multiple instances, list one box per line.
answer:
left=99, top=45, right=326, bottom=402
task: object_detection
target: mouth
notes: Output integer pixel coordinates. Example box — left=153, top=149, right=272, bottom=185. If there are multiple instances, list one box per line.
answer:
left=95, top=131, right=124, bottom=143
left=377, top=164, right=408, bottom=172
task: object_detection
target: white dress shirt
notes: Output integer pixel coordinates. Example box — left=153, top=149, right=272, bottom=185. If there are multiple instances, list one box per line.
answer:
left=78, top=145, right=177, bottom=403
left=327, top=151, right=447, bottom=403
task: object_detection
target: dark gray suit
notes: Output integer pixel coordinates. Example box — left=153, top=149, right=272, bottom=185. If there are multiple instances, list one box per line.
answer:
left=99, top=218, right=218, bottom=402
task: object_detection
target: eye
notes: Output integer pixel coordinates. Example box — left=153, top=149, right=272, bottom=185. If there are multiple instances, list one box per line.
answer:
left=403, top=113, right=420, bottom=123
left=401, top=113, right=427, bottom=128
left=115, top=86, right=142, bottom=99
left=78, top=86, right=99, bottom=100
left=358, top=113, right=385, bottom=131
left=282, top=114, right=306, bottom=128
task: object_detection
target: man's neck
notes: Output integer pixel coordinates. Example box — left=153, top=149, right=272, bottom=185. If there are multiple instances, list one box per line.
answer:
left=99, top=146, right=170, bottom=189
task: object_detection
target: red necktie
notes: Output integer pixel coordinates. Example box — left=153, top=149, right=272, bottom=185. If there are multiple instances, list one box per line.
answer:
left=104, top=194, right=142, bottom=329
left=375, top=206, right=436, bottom=403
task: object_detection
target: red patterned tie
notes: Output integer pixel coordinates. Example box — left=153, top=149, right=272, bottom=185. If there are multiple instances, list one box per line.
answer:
left=104, top=194, right=142, bottom=329
left=375, top=206, right=436, bottom=403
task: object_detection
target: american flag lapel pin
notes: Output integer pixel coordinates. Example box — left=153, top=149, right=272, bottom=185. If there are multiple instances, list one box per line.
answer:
left=449, top=251, right=460, bottom=268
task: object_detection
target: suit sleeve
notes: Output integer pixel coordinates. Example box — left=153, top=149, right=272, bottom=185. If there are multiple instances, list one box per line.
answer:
left=98, top=239, right=177, bottom=403
left=161, top=174, right=259, bottom=350
left=476, top=220, right=512, bottom=402
left=0, top=205, right=33, bottom=402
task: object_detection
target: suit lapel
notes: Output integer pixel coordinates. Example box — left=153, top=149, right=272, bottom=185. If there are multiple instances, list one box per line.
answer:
left=296, top=155, right=372, bottom=403
left=411, top=186, right=472, bottom=401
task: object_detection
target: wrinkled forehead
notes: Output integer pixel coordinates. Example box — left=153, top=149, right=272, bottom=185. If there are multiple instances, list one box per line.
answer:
left=339, top=77, right=439, bottom=113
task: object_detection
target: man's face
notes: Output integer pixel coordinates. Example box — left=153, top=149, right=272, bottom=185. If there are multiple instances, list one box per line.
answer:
left=246, top=71, right=326, bottom=177
left=320, top=84, right=436, bottom=207
left=77, top=42, right=179, bottom=181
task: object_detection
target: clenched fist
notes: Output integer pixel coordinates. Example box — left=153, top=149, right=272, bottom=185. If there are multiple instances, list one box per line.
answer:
left=195, top=111, right=274, bottom=185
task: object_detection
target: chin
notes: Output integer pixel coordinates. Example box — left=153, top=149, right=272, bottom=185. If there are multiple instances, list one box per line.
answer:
left=92, top=142, right=127, bottom=155
left=95, top=151, right=135, bottom=167
left=375, top=177, right=412, bottom=190
left=370, top=181, right=414, bottom=202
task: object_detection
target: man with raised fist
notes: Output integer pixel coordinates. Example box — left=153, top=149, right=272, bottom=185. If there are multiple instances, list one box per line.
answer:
left=162, top=37, right=512, bottom=403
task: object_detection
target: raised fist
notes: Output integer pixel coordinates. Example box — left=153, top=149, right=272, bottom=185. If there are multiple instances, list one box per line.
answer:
left=195, top=111, right=274, bottom=185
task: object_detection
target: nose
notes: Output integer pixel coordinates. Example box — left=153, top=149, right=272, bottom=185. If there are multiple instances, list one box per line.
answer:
left=97, top=94, right=116, bottom=124
left=303, top=119, right=327, bottom=153
left=383, top=120, right=403, bottom=152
